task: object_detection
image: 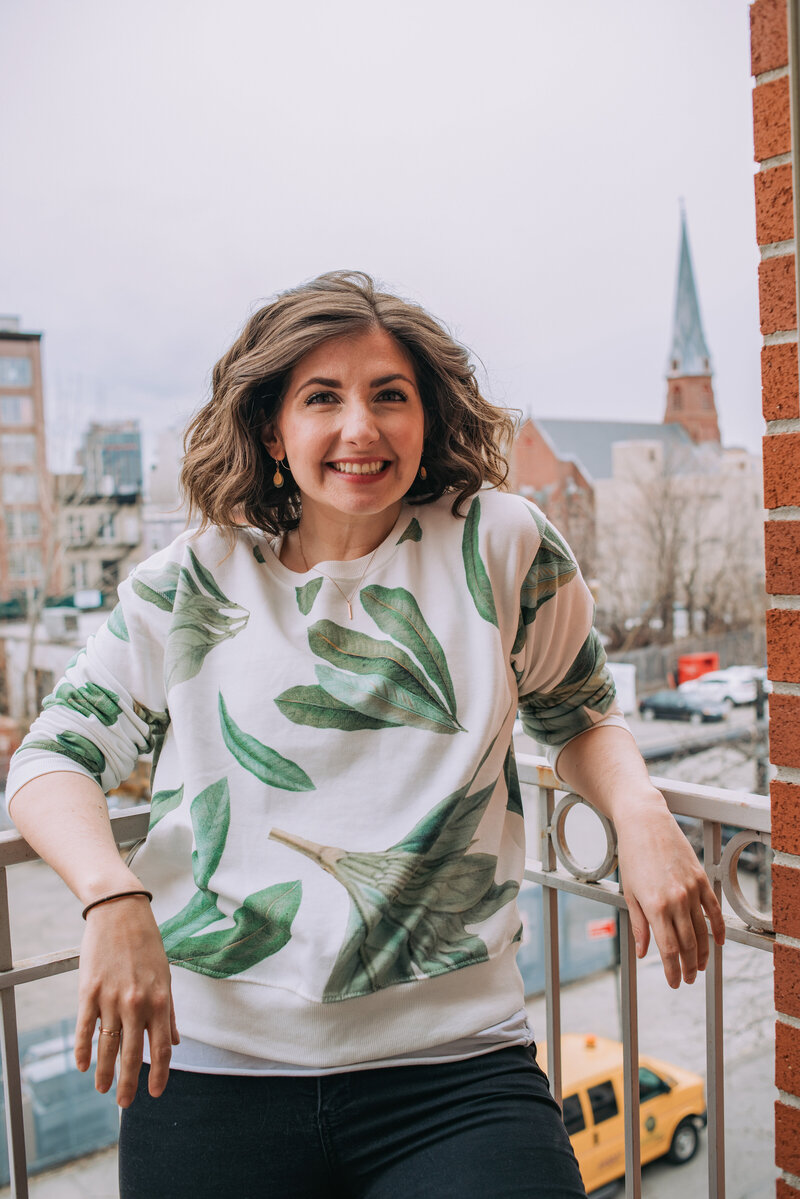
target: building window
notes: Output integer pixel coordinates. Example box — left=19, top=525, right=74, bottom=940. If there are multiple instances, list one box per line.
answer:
left=7, top=547, right=42, bottom=579
left=97, top=513, right=117, bottom=541
left=66, top=513, right=87, bottom=544
left=2, top=472, right=38, bottom=503
left=0, top=357, right=32, bottom=387
left=0, top=396, right=33, bottom=425
left=4, top=510, right=40, bottom=541
left=672, top=387, right=682, bottom=410
left=70, top=561, right=89, bottom=590
left=1, top=433, right=37, bottom=465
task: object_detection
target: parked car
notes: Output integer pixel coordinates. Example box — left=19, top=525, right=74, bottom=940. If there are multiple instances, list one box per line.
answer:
left=539, top=1034, right=707, bottom=1195
left=639, top=690, right=728, bottom=724
left=678, top=669, right=756, bottom=707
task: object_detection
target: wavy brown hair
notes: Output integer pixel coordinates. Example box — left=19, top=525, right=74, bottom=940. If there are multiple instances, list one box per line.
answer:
left=181, top=271, right=517, bottom=536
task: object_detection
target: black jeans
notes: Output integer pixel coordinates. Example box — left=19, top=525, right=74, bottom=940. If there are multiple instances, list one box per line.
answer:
left=119, top=1045, right=587, bottom=1198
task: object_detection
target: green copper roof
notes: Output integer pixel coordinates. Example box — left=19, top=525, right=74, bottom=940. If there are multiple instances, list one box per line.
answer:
left=667, top=208, right=712, bottom=378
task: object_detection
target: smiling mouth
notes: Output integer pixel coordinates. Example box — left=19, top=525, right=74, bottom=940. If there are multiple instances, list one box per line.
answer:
left=328, top=461, right=389, bottom=475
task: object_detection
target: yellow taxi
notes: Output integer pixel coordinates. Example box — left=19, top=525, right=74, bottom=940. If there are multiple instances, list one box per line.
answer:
left=539, top=1034, right=707, bottom=1195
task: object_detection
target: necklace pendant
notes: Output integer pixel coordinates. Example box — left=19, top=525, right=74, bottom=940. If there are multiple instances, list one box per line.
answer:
left=346, top=600, right=353, bottom=620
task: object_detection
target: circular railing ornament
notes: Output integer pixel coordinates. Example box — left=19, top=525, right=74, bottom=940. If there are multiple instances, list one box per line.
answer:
left=718, top=831, right=773, bottom=933
left=550, top=793, right=618, bottom=882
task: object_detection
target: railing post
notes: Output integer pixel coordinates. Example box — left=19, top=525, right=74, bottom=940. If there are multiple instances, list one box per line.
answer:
left=619, top=907, right=641, bottom=1199
left=0, top=867, right=29, bottom=1199
left=704, top=820, right=725, bottom=1199
left=538, top=783, right=562, bottom=1106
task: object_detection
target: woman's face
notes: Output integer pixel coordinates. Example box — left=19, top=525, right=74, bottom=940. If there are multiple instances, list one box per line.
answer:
left=263, top=326, right=426, bottom=530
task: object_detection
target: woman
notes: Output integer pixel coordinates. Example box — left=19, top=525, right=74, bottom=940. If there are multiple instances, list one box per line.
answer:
left=8, top=272, right=724, bottom=1198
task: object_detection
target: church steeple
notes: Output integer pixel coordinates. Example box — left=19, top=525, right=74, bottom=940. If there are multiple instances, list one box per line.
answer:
left=663, top=206, right=721, bottom=443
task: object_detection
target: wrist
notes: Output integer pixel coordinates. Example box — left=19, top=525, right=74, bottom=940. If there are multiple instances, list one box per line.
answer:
left=79, top=866, right=147, bottom=909
left=82, top=889, right=153, bottom=921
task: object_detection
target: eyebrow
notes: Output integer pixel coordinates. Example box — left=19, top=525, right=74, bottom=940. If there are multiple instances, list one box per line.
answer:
left=293, top=373, right=416, bottom=396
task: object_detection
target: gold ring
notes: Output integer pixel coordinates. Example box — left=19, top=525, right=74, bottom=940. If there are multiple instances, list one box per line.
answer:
left=99, top=1027, right=122, bottom=1037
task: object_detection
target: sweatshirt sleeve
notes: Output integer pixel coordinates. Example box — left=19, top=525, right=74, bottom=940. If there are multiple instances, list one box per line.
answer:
left=6, top=562, right=173, bottom=809
left=512, top=512, right=630, bottom=781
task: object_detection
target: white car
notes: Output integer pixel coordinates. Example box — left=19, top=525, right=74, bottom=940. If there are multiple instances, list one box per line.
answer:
left=678, top=667, right=765, bottom=707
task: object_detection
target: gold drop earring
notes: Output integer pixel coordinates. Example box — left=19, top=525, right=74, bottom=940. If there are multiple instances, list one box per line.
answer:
left=273, top=458, right=287, bottom=488
left=418, top=463, right=427, bottom=481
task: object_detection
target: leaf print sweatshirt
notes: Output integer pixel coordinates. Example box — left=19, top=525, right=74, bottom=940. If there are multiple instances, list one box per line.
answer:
left=8, top=491, right=629, bottom=1068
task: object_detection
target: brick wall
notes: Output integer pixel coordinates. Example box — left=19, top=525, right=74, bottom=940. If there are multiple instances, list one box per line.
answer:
left=751, top=1, right=800, bottom=1193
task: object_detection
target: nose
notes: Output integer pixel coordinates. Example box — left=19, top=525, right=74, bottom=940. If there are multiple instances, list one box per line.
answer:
left=341, top=398, right=380, bottom=445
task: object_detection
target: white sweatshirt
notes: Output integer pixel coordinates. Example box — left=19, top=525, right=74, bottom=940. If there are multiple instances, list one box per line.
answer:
left=8, top=491, right=626, bottom=1068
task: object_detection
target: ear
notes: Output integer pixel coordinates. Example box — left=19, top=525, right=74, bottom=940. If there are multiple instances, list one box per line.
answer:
left=261, top=423, right=284, bottom=459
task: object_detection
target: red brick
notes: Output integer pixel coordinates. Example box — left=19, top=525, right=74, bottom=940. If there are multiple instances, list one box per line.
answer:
left=755, top=164, right=795, bottom=244
left=754, top=76, right=792, bottom=162
left=777, top=1179, right=800, bottom=1199
left=762, top=343, right=800, bottom=421
left=770, top=695, right=800, bottom=765
left=767, top=609, right=800, bottom=680
left=776, top=1100, right=800, bottom=1174
left=776, top=943, right=800, bottom=1021
left=751, top=0, right=789, bottom=75
left=759, top=254, right=797, bottom=334
left=765, top=521, right=800, bottom=592
left=777, top=1021, right=800, bottom=1097
left=773, top=863, right=800, bottom=938
left=764, top=433, right=800, bottom=507
left=772, top=781, right=800, bottom=857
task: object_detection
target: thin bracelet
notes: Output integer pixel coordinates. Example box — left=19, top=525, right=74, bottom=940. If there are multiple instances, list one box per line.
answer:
left=81, top=889, right=153, bottom=920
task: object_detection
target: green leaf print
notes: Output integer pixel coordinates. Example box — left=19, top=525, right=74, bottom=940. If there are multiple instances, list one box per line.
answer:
left=190, top=778, right=231, bottom=890
left=314, top=664, right=461, bottom=735
left=164, top=881, right=303, bottom=978
left=132, top=701, right=170, bottom=770
left=132, top=562, right=182, bottom=612
left=397, top=517, right=422, bottom=545
left=518, top=630, right=615, bottom=745
left=160, top=889, right=224, bottom=952
left=219, top=693, right=315, bottom=791
left=360, top=586, right=457, bottom=717
left=275, top=685, right=396, bottom=732
left=165, top=556, right=249, bottom=691
left=253, top=544, right=266, bottom=565
left=149, top=784, right=184, bottom=830
left=106, top=604, right=129, bottom=642
left=308, top=620, right=458, bottom=724
left=271, top=754, right=517, bottom=1001
left=503, top=746, right=523, bottom=818
left=462, top=497, right=498, bottom=627
left=520, top=545, right=577, bottom=627
left=18, top=732, right=106, bottom=782
left=296, top=577, right=323, bottom=615
left=42, top=681, right=122, bottom=727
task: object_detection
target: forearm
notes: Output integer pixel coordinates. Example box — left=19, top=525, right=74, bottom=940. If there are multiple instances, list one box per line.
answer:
left=9, top=771, right=145, bottom=905
left=554, top=723, right=666, bottom=823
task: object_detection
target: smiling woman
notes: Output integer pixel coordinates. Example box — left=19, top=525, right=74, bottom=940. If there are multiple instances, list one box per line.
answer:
left=6, top=271, right=724, bottom=1199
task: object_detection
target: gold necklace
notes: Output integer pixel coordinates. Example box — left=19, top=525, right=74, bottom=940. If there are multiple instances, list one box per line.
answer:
left=296, top=526, right=380, bottom=620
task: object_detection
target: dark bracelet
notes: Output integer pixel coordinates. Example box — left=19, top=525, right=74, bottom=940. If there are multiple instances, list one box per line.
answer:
left=81, top=889, right=154, bottom=920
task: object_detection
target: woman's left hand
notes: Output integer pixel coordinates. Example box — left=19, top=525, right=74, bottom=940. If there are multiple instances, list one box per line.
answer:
left=613, top=791, right=726, bottom=987
left=555, top=725, right=725, bottom=988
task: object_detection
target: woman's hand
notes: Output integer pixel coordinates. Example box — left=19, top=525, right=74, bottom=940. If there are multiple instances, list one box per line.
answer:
left=555, top=724, right=725, bottom=988
left=75, top=895, right=179, bottom=1107
left=613, top=793, right=726, bottom=987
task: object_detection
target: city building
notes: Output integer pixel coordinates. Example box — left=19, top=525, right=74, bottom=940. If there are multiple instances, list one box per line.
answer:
left=509, top=213, right=764, bottom=645
left=0, top=318, right=51, bottom=606
left=78, top=420, right=143, bottom=496
left=55, top=471, right=143, bottom=603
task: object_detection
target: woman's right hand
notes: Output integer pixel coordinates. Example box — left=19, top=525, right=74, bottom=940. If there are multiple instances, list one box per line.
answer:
left=74, top=895, right=179, bottom=1108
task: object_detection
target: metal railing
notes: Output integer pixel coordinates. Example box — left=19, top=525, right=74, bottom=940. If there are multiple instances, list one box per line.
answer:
left=518, top=753, right=773, bottom=1199
left=0, top=765, right=774, bottom=1198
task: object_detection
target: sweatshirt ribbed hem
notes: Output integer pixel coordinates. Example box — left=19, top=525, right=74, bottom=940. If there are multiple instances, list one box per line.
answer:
left=169, top=949, right=525, bottom=1068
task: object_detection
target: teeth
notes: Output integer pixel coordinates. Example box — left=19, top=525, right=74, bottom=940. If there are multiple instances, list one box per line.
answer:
left=331, top=461, right=386, bottom=475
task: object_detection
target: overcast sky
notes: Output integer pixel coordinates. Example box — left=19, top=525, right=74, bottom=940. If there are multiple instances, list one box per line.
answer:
left=1, top=0, right=761, bottom=475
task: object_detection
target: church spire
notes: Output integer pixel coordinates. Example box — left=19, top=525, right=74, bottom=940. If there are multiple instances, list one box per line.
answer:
left=663, top=205, right=720, bottom=443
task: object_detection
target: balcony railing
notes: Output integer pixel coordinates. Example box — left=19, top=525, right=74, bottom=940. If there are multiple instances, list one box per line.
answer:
left=0, top=764, right=773, bottom=1198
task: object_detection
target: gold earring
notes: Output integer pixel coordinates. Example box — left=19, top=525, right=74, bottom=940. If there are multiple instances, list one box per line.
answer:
left=273, top=458, right=285, bottom=488
left=419, top=464, right=427, bottom=481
